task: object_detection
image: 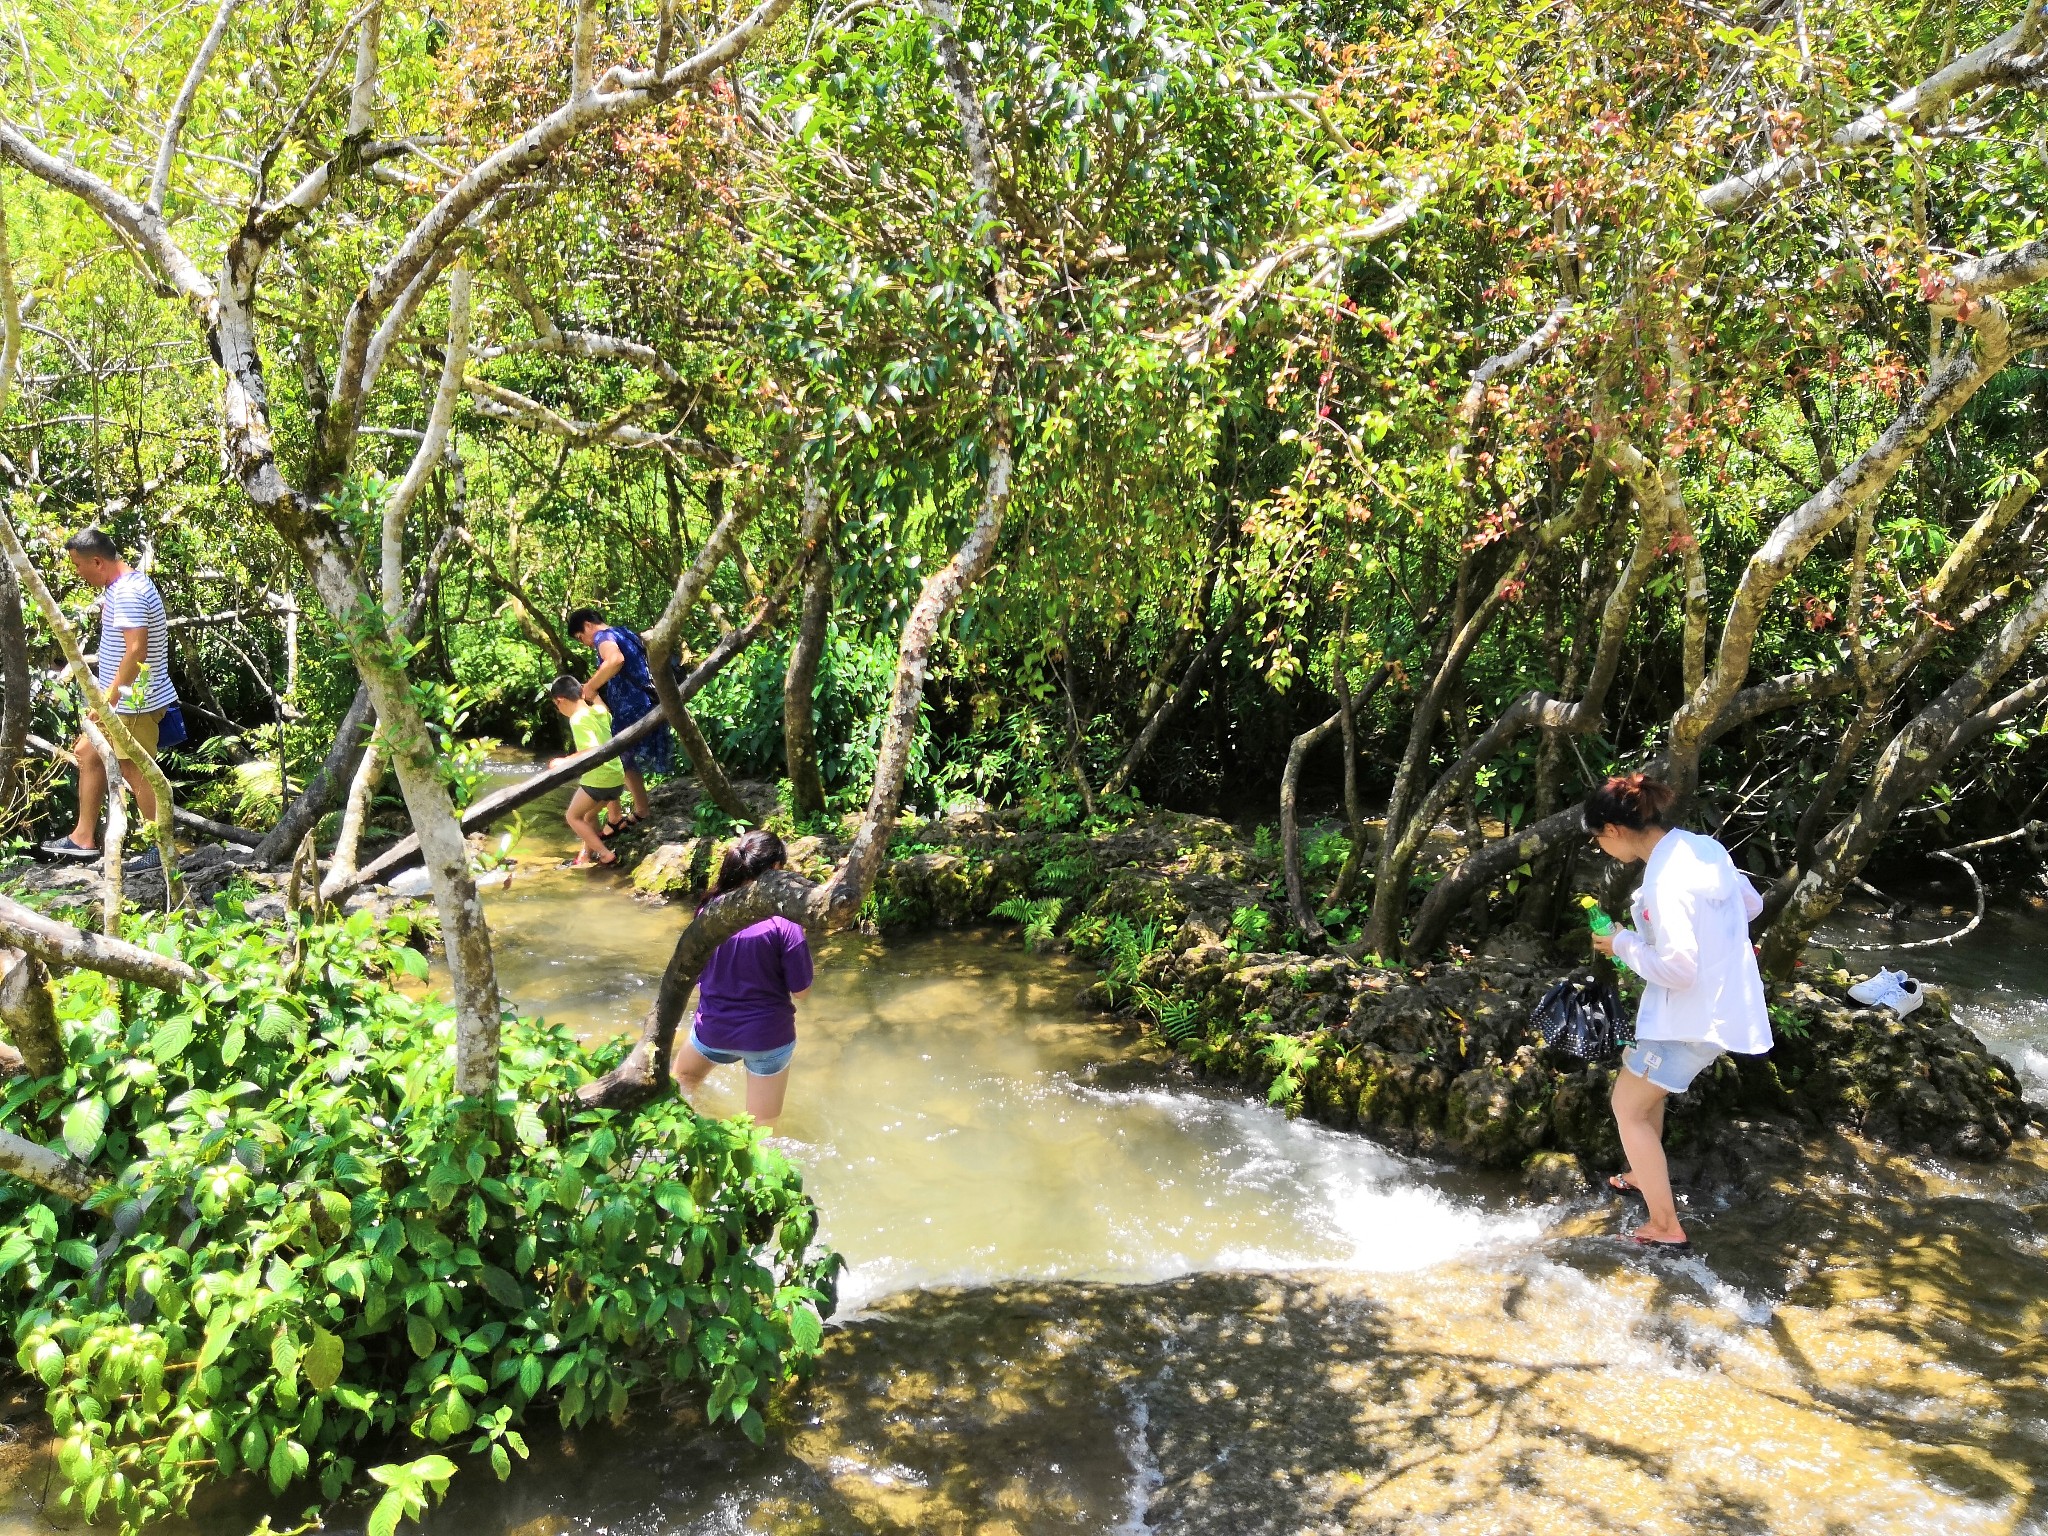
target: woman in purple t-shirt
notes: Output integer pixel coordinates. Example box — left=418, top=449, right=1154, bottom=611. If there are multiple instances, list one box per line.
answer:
left=672, top=830, right=813, bottom=1129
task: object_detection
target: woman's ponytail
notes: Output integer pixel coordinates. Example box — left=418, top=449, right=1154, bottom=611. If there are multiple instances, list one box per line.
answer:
left=698, top=828, right=788, bottom=912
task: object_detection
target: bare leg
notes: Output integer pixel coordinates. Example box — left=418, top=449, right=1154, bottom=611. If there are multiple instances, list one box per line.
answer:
left=122, top=759, right=156, bottom=825
left=68, top=732, right=104, bottom=848
left=564, top=789, right=612, bottom=862
left=672, top=1036, right=719, bottom=1100
left=623, top=765, right=650, bottom=821
left=744, top=1066, right=790, bottom=1131
left=1612, top=1068, right=1685, bottom=1241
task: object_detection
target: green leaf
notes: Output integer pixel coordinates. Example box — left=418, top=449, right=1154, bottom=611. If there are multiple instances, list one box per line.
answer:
left=61, top=1098, right=108, bottom=1162
left=477, top=1265, right=523, bottom=1309
left=305, top=1327, right=345, bottom=1393
left=406, top=1313, right=435, bottom=1359
left=267, top=1436, right=293, bottom=1493
left=788, top=1304, right=823, bottom=1353
left=55, top=1238, right=98, bottom=1271
left=219, top=1022, right=245, bottom=1066
left=517, top=1355, right=542, bottom=1397
left=367, top=1488, right=405, bottom=1536
left=147, top=1017, right=194, bottom=1062
left=197, top=1315, right=238, bottom=1369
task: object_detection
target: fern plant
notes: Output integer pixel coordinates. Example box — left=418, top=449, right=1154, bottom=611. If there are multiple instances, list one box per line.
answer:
left=992, top=895, right=1064, bottom=949
left=1154, top=995, right=1203, bottom=1046
left=1033, top=853, right=1095, bottom=894
left=1227, top=905, right=1273, bottom=955
left=1097, top=915, right=1161, bottom=1006
left=1258, top=1031, right=1325, bottom=1113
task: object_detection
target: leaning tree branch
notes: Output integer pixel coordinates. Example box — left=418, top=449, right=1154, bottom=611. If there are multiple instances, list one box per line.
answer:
left=0, top=894, right=197, bottom=991
left=0, top=1126, right=102, bottom=1203
left=1699, top=2, right=2048, bottom=215
left=1667, top=316, right=2035, bottom=787
left=148, top=0, right=242, bottom=214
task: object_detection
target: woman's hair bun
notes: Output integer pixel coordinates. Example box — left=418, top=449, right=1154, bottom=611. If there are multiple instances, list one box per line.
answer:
left=1582, top=772, right=1678, bottom=833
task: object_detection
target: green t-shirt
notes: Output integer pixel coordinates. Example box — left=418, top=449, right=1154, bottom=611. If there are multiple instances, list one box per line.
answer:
left=569, top=703, right=626, bottom=789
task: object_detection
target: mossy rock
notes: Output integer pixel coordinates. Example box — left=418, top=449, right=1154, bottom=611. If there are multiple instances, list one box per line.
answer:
left=631, top=839, right=715, bottom=900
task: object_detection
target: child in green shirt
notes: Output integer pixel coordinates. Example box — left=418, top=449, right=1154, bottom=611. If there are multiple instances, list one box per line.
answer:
left=548, top=676, right=627, bottom=867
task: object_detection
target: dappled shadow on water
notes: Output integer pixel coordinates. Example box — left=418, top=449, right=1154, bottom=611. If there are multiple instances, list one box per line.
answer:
left=411, top=1238, right=2028, bottom=1536
left=1679, top=1137, right=2048, bottom=1530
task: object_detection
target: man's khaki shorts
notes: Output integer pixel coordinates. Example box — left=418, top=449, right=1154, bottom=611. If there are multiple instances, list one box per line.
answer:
left=114, top=708, right=164, bottom=760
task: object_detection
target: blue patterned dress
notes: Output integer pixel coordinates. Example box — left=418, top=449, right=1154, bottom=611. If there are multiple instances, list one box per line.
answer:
left=591, top=625, right=675, bottom=778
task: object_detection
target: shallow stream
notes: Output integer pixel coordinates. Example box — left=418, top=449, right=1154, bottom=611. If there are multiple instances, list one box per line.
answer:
left=436, top=784, right=2048, bottom=1534
left=10, top=778, right=2048, bottom=1533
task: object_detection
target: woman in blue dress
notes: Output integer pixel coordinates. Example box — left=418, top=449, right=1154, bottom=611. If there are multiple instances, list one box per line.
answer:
left=567, top=607, right=675, bottom=830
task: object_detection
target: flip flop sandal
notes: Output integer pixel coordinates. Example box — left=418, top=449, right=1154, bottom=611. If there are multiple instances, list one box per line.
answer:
left=1608, top=1174, right=1646, bottom=1200
left=1628, top=1233, right=1693, bottom=1256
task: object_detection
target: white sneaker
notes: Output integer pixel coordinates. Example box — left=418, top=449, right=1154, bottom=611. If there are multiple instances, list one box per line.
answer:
left=1847, top=967, right=1906, bottom=1005
left=1851, top=970, right=1924, bottom=1017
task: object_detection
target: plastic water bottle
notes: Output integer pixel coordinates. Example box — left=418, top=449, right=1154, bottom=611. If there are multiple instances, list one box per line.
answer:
left=1581, top=896, right=1615, bottom=937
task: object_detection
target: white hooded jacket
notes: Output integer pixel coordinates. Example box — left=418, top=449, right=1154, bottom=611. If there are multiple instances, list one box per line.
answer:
left=1610, top=828, right=1773, bottom=1054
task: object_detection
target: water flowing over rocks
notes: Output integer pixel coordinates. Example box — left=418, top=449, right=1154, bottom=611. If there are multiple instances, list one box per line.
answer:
left=616, top=797, right=2041, bottom=1181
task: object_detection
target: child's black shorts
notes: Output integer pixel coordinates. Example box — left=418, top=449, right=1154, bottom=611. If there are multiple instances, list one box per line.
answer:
left=579, top=782, right=624, bottom=801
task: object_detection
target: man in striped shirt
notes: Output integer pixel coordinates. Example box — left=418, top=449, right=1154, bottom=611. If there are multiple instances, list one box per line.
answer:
left=40, top=528, right=180, bottom=861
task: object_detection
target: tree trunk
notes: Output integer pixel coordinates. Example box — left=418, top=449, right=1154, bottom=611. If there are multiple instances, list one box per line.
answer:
left=1395, top=501, right=1669, bottom=960
left=1101, top=622, right=1229, bottom=799
left=320, top=744, right=386, bottom=900
left=0, top=952, right=65, bottom=1078
left=0, top=555, right=27, bottom=811
left=1759, top=576, right=2048, bottom=974
left=81, top=717, right=128, bottom=931
left=783, top=552, right=833, bottom=819
left=1281, top=711, right=1341, bottom=943
left=664, top=693, right=752, bottom=823
left=1329, top=658, right=1368, bottom=903
left=255, top=684, right=375, bottom=868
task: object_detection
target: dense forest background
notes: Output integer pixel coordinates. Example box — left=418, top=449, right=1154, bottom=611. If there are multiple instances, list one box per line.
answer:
left=7, top=0, right=2048, bottom=971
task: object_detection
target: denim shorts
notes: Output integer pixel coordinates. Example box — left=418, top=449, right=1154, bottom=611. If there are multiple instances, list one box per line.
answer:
left=1622, top=1038, right=1724, bottom=1094
left=686, top=1024, right=795, bottom=1077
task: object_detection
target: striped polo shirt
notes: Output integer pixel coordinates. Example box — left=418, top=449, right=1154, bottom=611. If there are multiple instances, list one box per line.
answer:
left=96, top=570, right=178, bottom=714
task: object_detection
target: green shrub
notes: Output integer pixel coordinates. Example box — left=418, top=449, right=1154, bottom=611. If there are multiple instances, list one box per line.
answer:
left=0, top=899, right=839, bottom=1534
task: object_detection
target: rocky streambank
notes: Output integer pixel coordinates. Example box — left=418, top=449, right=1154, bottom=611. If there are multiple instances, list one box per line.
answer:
left=614, top=796, right=2041, bottom=1185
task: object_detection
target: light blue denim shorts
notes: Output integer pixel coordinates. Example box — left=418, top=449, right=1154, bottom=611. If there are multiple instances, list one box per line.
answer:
left=1622, top=1038, right=1724, bottom=1094
left=686, top=1023, right=795, bottom=1077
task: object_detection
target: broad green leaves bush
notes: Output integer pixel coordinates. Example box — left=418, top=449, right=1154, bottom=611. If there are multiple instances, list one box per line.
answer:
left=0, top=899, right=839, bottom=1533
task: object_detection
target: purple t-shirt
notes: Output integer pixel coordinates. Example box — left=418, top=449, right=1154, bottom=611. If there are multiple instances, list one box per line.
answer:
left=694, top=916, right=813, bottom=1052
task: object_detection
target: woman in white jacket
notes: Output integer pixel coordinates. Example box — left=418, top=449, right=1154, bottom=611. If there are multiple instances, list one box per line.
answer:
left=1586, top=773, right=1772, bottom=1253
